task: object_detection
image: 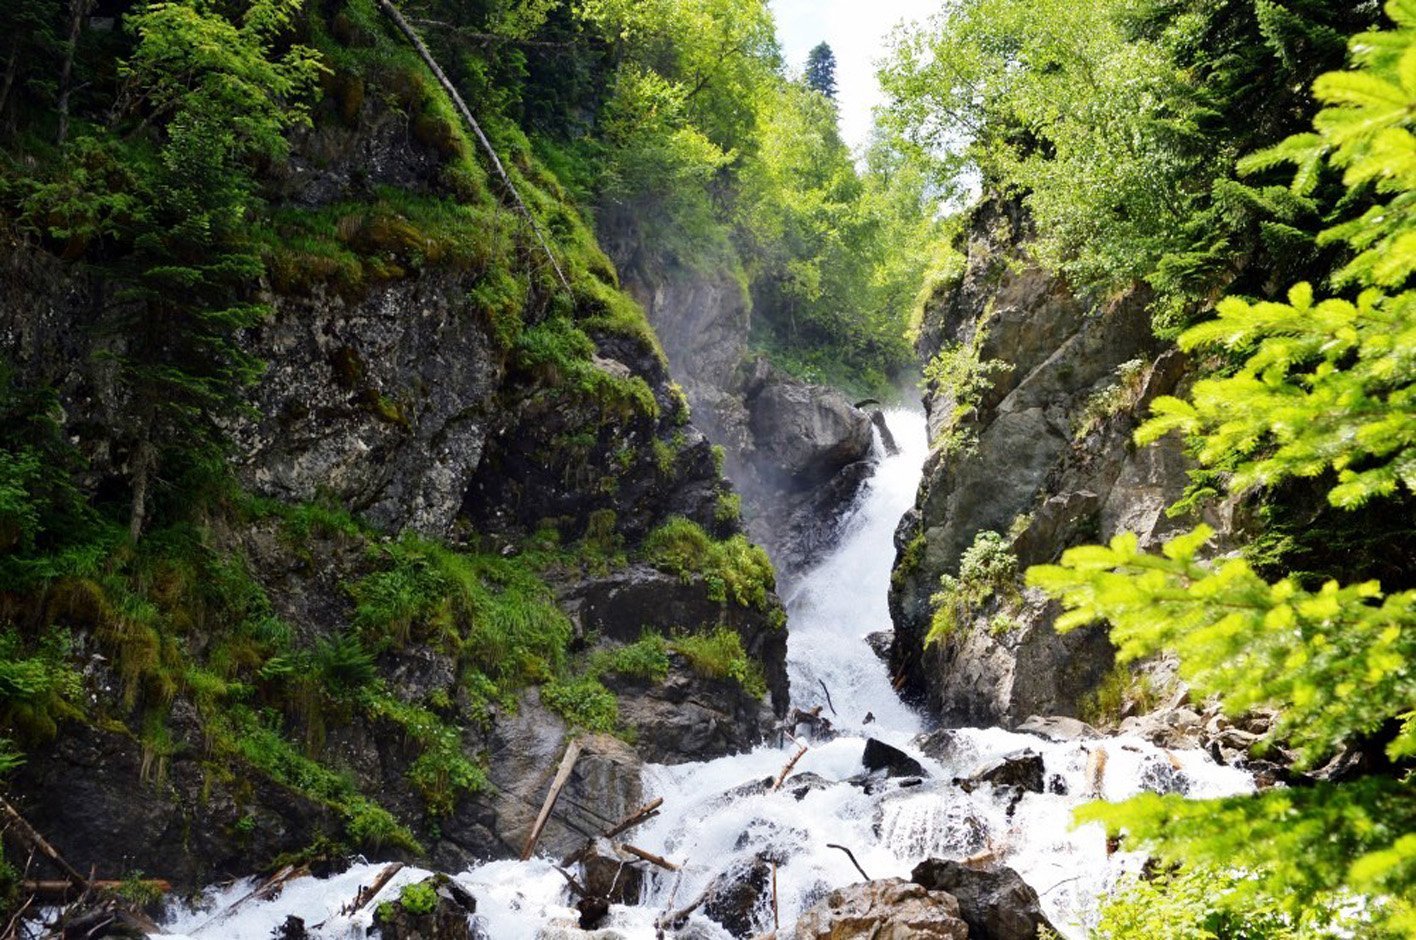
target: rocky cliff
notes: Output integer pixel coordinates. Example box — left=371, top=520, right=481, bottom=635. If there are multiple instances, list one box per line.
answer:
left=621, top=260, right=878, bottom=579
left=0, top=21, right=787, bottom=887
left=888, top=198, right=1242, bottom=727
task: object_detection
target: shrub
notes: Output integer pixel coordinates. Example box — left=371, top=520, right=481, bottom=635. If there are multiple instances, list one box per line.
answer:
left=541, top=675, right=618, bottom=733
left=927, top=530, right=1020, bottom=644
left=671, top=629, right=767, bottom=699
left=642, top=516, right=777, bottom=612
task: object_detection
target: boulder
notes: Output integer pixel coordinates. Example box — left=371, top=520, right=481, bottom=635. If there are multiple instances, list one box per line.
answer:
left=956, top=751, right=1045, bottom=794
left=704, top=854, right=774, bottom=938
left=1016, top=715, right=1098, bottom=742
left=910, top=859, right=1059, bottom=940
left=865, top=631, right=893, bottom=663
left=372, top=875, right=476, bottom=940
left=576, top=838, right=644, bottom=905
left=863, top=739, right=926, bottom=778
left=744, top=361, right=874, bottom=488
left=793, top=879, right=969, bottom=939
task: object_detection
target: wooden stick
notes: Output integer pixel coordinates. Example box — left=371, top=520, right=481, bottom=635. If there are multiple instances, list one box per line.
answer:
left=618, top=843, right=679, bottom=872
left=818, top=679, right=837, bottom=717
left=21, top=879, right=172, bottom=900
left=194, top=864, right=305, bottom=932
left=522, top=739, right=584, bottom=860
left=654, top=865, right=685, bottom=936
left=349, top=862, right=406, bottom=913
left=374, top=0, right=573, bottom=295
left=0, top=796, right=87, bottom=890
left=552, top=865, right=590, bottom=899
left=826, top=843, right=870, bottom=882
left=771, top=742, right=809, bottom=791
left=771, top=861, right=780, bottom=930
left=602, top=797, right=664, bottom=840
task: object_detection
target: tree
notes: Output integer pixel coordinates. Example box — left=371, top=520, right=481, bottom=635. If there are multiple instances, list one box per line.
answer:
left=1027, top=3, right=1416, bottom=932
left=805, top=41, right=837, bottom=99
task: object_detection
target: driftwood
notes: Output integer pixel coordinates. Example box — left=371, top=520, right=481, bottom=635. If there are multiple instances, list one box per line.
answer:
left=522, top=739, right=584, bottom=860
left=771, top=861, right=780, bottom=931
left=771, top=741, right=809, bottom=791
left=817, top=680, right=837, bottom=717
left=618, top=843, right=679, bottom=872
left=826, top=843, right=870, bottom=881
left=374, top=0, right=572, bottom=295
left=0, top=795, right=88, bottom=890
left=601, top=796, right=663, bottom=840
left=195, top=864, right=308, bottom=932
left=654, top=866, right=686, bottom=937
left=347, top=862, right=406, bottom=914
left=22, top=879, right=171, bottom=902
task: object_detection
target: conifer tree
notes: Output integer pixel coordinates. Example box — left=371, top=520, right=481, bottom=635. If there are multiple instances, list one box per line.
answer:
left=805, top=41, right=837, bottom=99
left=1028, top=3, right=1416, bottom=931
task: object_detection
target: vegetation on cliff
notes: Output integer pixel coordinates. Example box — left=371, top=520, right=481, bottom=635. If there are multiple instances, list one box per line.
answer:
left=886, top=0, right=1413, bottom=933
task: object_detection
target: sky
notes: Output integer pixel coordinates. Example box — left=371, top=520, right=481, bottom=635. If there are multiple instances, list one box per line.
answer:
left=769, top=0, right=944, bottom=153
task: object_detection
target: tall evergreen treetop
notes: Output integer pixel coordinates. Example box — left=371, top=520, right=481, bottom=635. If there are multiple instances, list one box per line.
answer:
left=805, top=41, right=837, bottom=99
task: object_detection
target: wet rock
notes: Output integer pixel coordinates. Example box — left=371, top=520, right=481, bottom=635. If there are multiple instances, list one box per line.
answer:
left=272, top=917, right=309, bottom=940
left=744, top=360, right=874, bottom=488
left=1016, top=715, right=1098, bottom=742
left=782, top=771, right=834, bottom=801
left=371, top=875, right=476, bottom=940
left=863, top=738, right=926, bottom=778
left=916, top=729, right=963, bottom=765
left=793, top=879, right=969, bottom=939
left=576, top=838, right=644, bottom=905
left=704, top=854, right=774, bottom=938
left=1118, top=707, right=1204, bottom=750
left=956, top=750, right=1045, bottom=794
left=869, top=409, right=901, bottom=455
left=1138, top=757, right=1191, bottom=796
left=911, top=859, right=1059, bottom=940
left=606, top=661, right=779, bottom=765
left=865, top=631, right=893, bottom=663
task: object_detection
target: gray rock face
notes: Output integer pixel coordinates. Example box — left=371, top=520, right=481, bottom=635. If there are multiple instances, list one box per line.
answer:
left=792, top=878, right=969, bottom=940
left=371, top=874, right=477, bottom=940
left=621, top=261, right=878, bottom=578
left=910, top=859, right=1059, bottom=940
left=888, top=197, right=1240, bottom=726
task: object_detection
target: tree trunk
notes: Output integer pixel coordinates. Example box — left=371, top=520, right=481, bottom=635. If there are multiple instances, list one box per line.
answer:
left=55, top=0, right=92, bottom=146
left=128, top=438, right=155, bottom=542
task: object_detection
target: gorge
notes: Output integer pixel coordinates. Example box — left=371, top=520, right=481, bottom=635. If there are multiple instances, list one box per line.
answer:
left=0, top=0, right=1413, bottom=938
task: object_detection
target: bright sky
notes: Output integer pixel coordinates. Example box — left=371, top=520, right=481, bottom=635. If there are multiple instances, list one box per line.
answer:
left=769, top=0, right=944, bottom=152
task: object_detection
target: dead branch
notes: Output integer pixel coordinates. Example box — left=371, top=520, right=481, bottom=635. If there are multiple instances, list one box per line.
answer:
left=194, top=864, right=307, bottom=932
left=552, top=865, right=590, bottom=899
left=771, top=861, right=780, bottom=930
left=618, top=843, right=679, bottom=872
left=375, top=0, right=572, bottom=294
left=21, top=879, right=171, bottom=902
left=771, top=741, right=809, bottom=791
left=818, top=679, right=837, bottom=717
left=826, top=843, right=870, bottom=882
left=522, top=739, right=584, bottom=860
left=601, top=796, right=663, bottom=840
left=348, top=862, right=405, bottom=914
left=0, top=796, right=87, bottom=890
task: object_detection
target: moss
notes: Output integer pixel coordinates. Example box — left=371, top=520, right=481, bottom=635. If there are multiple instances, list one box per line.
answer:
left=714, top=491, right=742, bottom=527
left=541, top=675, right=618, bottom=733
left=513, top=317, right=659, bottom=421
left=641, top=516, right=776, bottom=612
left=892, top=532, right=927, bottom=592
left=671, top=629, right=767, bottom=699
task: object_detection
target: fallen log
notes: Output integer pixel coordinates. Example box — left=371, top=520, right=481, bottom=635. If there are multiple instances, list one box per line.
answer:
left=194, top=864, right=307, bottom=932
left=21, top=879, right=172, bottom=902
left=347, top=861, right=406, bottom=914
left=0, top=796, right=87, bottom=890
left=601, top=796, right=664, bottom=840
left=522, top=739, right=584, bottom=860
left=618, top=843, right=679, bottom=872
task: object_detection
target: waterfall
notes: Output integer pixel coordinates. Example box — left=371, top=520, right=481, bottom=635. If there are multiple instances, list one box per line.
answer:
left=155, top=409, right=1253, bottom=939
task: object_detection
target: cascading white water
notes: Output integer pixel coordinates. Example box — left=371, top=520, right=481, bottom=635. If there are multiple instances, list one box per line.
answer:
left=155, top=409, right=1253, bottom=939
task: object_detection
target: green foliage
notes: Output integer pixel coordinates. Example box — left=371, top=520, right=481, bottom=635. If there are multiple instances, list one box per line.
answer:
left=590, top=633, right=671, bottom=682
left=1081, top=663, right=1160, bottom=728
left=541, top=675, right=618, bottom=733
left=927, top=530, right=1019, bottom=645
left=365, top=691, right=486, bottom=816
left=1075, top=358, right=1149, bottom=440
left=880, top=0, right=1367, bottom=326
left=641, top=516, right=777, bottom=611
left=397, top=880, right=439, bottom=916
left=1095, top=865, right=1298, bottom=939
left=1026, top=9, right=1416, bottom=930
left=351, top=536, right=571, bottom=697
left=1139, top=284, right=1415, bottom=508
left=920, top=334, right=1010, bottom=455
left=216, top=706, right=420, bottom=853
left=513, top=316, right=659, bottom=421
left=670, top=628, right=766, bottom=699
left=0, top=630, right=84, bottom=742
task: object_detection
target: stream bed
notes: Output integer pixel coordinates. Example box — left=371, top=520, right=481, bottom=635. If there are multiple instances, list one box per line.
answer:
left=156, top=410, right=1253, bottom=939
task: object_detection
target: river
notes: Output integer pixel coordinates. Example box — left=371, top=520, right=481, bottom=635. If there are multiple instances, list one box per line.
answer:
left=158, top=409, right=1253, bottom=938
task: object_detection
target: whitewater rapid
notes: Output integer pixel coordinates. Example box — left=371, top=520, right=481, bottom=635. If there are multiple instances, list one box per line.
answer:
left=155, top=409, right=1253, bottom=939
